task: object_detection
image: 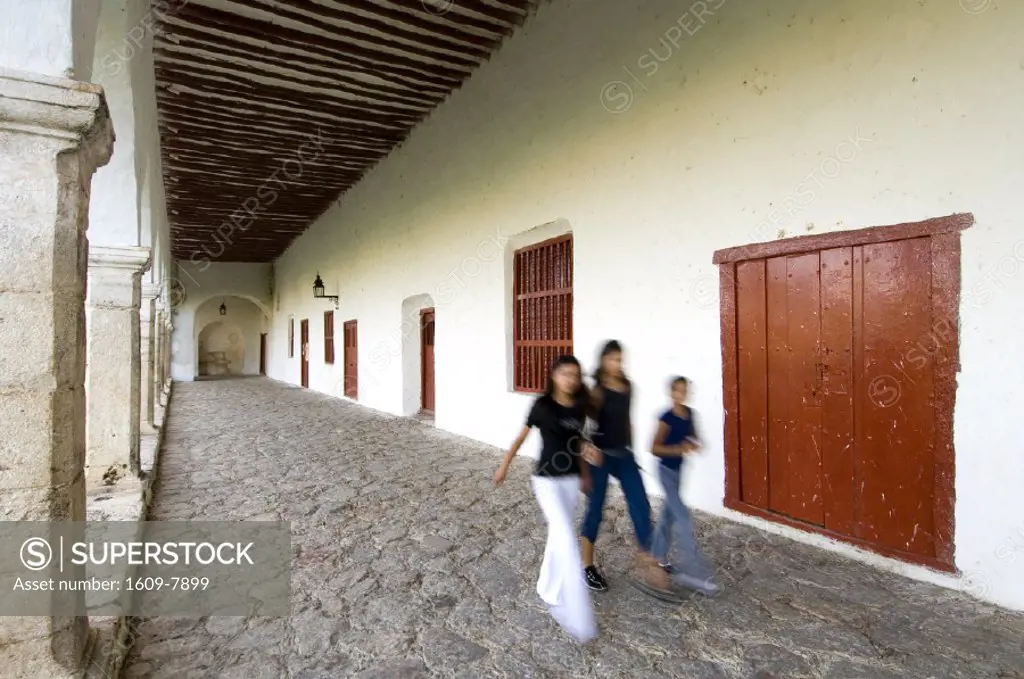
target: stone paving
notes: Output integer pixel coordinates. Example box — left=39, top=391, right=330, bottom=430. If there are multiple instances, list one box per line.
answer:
left=123, top=378, right=1024, bottom=679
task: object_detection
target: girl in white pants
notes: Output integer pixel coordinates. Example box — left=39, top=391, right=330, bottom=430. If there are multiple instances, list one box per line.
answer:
left=493, top=355, right=599, bottom=643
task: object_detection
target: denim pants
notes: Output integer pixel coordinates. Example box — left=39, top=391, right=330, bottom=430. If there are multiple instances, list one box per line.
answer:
left=579, top=450, right=652, bottom=551
left=650, top=463, right=711, bottom=579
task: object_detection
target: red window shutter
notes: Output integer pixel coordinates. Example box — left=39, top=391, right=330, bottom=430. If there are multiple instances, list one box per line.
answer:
left=324, top=311, right=335, bottom=364
left=513, top=234, right=573, bottom=392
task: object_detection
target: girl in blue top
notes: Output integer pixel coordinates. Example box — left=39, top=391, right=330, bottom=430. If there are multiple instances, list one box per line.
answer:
left=649, top=376, right=720, bottom=596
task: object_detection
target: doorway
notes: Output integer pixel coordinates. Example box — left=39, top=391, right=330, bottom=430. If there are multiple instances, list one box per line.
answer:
left=259, top=333, right=267, bottom=375
left=715, top=214, right=970, bottom=571
left=343, top=320, right=358, bottom=399
left=420, top=308, right=435, bottom=413
left=300, top=319, right=309, bottom=388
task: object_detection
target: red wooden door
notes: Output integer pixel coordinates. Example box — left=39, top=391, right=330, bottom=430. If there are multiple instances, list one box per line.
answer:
left=343, top=320, right=358, bottom=399
left=420, top=308, right=435, bottom=413
left=259, top=333, right=267, bottom=375
left=300, top=319, right=309, bottom=388
left=727, top=231, right=956, bottom=567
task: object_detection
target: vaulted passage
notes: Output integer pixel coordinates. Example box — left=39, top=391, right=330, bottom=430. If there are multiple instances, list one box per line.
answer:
left=123, top=379, right=1023, bottom=678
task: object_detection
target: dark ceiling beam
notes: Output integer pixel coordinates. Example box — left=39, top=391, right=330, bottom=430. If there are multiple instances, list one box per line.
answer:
left=156, top=120, right=394, bottom=157
left=158, top=22, right=450, bottom=96
left=153, top=45, right=438, bottom=110
left=155, top=93, right=407, bottom=145
left=232, top=0, right=487, bottom=67
left=153, top=56, right=428, bottom=119
left=154, top=67, right=422, bottom=126
left=371, top=0, right=514, bottom=32
left=161, top=156, right=376, bottom=181
left=270, top=0, right=496, bottom=56
left=164, top=3, right=471, bottom=85
left=160, top=162, right=363, bottom=187
left=156, top=107, right=396, bottom=152
left=389, top=0, right=526, bottom=28
left=160, top=139, right=386, bottom=163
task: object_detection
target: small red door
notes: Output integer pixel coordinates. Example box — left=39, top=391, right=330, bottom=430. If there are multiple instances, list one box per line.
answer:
left=343, top=320, right=358, bottom=399
left=300, top=319, right=309, bottom=388
left=259, top=333, right=267, bottom=375
left=420, top=308, right=435, bottom=413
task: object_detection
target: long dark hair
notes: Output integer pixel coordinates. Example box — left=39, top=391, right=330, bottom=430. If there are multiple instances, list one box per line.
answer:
left=593, top=339, right=630, bottom=388
left=541, top=354, right=590, bottom=414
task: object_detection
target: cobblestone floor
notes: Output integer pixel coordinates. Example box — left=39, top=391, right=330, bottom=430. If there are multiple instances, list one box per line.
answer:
left=123, top=378, right=1024, bottom=679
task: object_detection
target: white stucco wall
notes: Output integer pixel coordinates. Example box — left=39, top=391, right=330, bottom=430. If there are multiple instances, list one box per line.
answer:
left=267, top=0, right=1023, bottom=609
left=170, top=262, right=272, bottom=381
left=89, top=0, right=152, bottom=248
left=0, top=0, right=100, bottom=80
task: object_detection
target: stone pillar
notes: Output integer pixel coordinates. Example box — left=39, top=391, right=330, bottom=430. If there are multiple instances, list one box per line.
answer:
left=156, top=310, right=169, bottom=406
left=85, top=246, right=151, bottom=484
left=140, top=283, right=158, bottom=433
left=152, top=307, right=163, bottom=405
left=163, top=316, right=174, bottom=396
left=0, top=68, right=114, bottom=678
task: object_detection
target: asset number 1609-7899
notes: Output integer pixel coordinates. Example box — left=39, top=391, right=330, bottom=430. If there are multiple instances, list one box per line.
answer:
left=125, top=577, right=211, bottom=591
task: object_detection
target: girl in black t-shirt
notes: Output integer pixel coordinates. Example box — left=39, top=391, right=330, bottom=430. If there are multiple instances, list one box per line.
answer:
left=580, top=340, right=671, bottom=594
left=493, top=355, right=599, bottom=643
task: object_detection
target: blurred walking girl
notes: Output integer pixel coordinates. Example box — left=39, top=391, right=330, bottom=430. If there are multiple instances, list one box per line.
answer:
left=579, top=340, right=670, bottom=592
left=650, top=376, right=720, bottom=595
left=493, top=355, right=598, bottom=643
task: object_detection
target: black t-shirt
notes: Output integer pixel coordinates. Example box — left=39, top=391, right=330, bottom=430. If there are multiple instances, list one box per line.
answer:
left=526, top=396, right=586, bottom=477
left=594, top=385, right=631, bottom=450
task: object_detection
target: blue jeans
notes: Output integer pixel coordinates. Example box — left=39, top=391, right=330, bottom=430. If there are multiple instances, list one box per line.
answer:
left=579, top=450, right=652, bottom=551
left=650, top=463, right=711, bottom=579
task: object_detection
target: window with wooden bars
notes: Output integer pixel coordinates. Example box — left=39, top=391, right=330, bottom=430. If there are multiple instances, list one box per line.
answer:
left=513, top=233, right=573, bottom=392
left=324, top=311, right=335, bottom=364
left=288, top=317, right=294, bottom=358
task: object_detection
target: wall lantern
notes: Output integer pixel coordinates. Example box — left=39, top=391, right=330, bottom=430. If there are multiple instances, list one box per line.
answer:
left=312, top=272, right=339, bottom=308
left=219, top=300, right=227, bottom=316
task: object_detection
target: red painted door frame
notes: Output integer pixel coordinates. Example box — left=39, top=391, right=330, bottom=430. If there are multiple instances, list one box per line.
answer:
left=259, top=333, right=267, bottom=375
left=343, top=320, right=358, bottom=399
left=420, top=308, right=435, bottom=413
left=300, top=319, right=309, bottom=388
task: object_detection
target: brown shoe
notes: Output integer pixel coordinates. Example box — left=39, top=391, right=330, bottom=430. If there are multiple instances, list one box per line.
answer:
left=635, top=551, right=671, bottom=591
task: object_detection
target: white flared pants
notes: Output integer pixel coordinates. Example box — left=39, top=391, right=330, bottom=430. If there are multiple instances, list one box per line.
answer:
left=531, top=474, right=597, bottom=643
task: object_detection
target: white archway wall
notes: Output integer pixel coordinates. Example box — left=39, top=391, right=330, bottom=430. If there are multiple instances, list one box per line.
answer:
left=401, top=294, right=435, bottom=415
left=169, top=262, right=273, bottom=381
left=197, top=321, right=247, bottom=375
left=193, top=297, right=264, bottom=377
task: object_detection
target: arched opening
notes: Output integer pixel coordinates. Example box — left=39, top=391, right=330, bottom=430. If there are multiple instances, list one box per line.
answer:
left=401, top=293, right=435, bottom=417
left=194, top=296, right=267, bottom=378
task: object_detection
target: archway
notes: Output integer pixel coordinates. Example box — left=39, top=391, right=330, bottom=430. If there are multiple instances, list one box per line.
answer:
left=401, top=293, right=435, bottom=416
left=194, top=296, right=267, bottom=377
left=197, top=321, right=246, bottom=376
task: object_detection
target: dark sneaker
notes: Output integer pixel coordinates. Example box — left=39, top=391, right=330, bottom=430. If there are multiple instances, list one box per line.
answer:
left=659, top=563, right=678, bottom=575
left=584, top=565, right=608, bottom=591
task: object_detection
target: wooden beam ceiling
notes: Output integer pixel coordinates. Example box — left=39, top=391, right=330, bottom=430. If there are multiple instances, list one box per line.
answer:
left=157, top=0, right=541, bottom=262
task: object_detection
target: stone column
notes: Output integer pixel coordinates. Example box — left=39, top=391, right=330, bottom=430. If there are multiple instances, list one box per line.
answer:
left=0, top=69, right=114, bottom=678
left=140, top=283, right=158, bottom=433
left=153, top=306, right=163, bottom=405
left=85, top=246, right=151, bottom=484
left=156, top=311, right=169, bottom=406
left=163, top=316, right=174, bottom=395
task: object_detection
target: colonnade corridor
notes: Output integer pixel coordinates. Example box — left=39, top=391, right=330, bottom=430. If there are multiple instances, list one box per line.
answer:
left=123, top=378, right=1024, bottom=678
